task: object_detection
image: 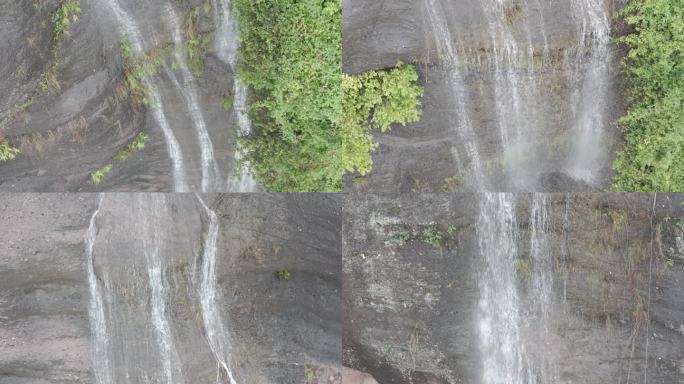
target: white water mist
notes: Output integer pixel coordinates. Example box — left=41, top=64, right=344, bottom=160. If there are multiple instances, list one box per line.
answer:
left=477, top=193, right=531, bottom=383
left=424, top=0, right=485, bottom=190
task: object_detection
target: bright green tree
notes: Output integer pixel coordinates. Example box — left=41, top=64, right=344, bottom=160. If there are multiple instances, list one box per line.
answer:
left=613, top=0, right=684, bottom=191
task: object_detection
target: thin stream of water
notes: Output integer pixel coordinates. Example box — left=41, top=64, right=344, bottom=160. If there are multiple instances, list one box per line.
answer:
left=195, top=194, right=239, bottom=384
left=165, top=6, right=222, bottom=192
left=98, top=0, right=189, bottom=192
left=86, top=194, right=112, bottom=384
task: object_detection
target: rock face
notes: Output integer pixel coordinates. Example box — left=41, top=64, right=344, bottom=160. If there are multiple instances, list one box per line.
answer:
left=343, top=193, right=684, bottom=383
left=0, top=0, right=249, bottom=192
left=343, top=0, right=629, bottom=193
left=0, top=193, right=342, bottom=384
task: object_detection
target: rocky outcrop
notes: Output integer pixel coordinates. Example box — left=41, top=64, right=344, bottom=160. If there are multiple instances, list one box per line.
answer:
left=343, top=193, right=684, bottom=383
left=343, top=0, right=630, bottom=192
left=0, top=193, right=342, bottom=383
left=0, top=0, right=242, bottom=192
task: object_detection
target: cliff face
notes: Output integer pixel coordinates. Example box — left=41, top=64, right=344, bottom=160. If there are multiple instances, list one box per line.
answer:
left=0, top=193, right=342, bottom=384
left=0, top=0, right=242, bottom=192
left=343, top=193, right=684, bottom=383
left=343, top=0, right=630, bottom=193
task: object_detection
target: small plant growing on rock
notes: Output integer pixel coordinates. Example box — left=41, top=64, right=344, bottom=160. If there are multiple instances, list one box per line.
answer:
left=40, top=0, right=81, bottom=92
left=115, top=132, right=149, bottom=161
left=277, top=269, right=291, bottom=281
left=222, top=96, right=234, bottom=111
left=90, top=164, right=112, bottom=185
left=0, top=139, right=20, bottom=162
left=420, top=225, right=443, bottom=248
left=441, top=175, right=464, bottom=192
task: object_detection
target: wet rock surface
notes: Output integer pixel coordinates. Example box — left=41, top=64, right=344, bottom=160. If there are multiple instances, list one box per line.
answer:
left=343, top=193, right=684, bottom=383
left=0, top=193, right=342, bottom=383
left=0, top=0, right=245, bottom=192
left=343, top=0, right=629, bottom=193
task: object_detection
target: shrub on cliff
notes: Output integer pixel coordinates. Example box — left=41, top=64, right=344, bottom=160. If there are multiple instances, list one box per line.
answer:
left=342, top=64, right=423, bottom=175
left=234, top=0, right=343, bottom=192
left=613, top=0, right=684, bottom=191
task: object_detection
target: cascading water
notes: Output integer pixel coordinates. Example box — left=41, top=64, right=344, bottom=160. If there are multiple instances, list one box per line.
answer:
left=477, top=193, right=531, bottom=383
left=195, top=194, right=239, bottom=384
left=477, top=193, right=559, bottom=383
left=96, top=0, right=189, bottom=192
left=86, top=194, right=112, bottom=384
left=84, top=194, right=241, bottom=383
left=141, top=195, right=185, bottom=384
left=527, top=193, right=556, bottom=382
left=423, top=0, right=612, bottom=190
left=228, top=82, right=258, bottom=192
left=481, top=0, right=528, bottom=151
left=565, top=0, right=611, bottom=183
left=165, top=6, right=222, bottom=192
left=424, top=0, right=485, bottom=190
left=213, top=0, right=239, bottom=68
left=212, top=0, right=258, bottom=192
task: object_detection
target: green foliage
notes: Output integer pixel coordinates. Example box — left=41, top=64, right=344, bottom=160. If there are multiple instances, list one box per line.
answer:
left=277, top=269, right=291, bottom=281
left=90, top=164, right=112, bottom=185
left=234, top=0, right=343, bottom=192
left=222, top=96, right=234, bottom=111
left=342, top=64, right=423, bottom=175
left=39, top=0, right=81, bottom=91
left=0, top=139, right=20, bottom=162
left=612, top=0, right=684, bottom=191
left=184, top=4, right=212, bottom=76
left=51, top=0, right=80, bottom=43
left=420, top=225, right=444, bottom=248
left=115, top=132, right=149, bottom=161
left=677, top=220, right=684, bottom=231
left=441, top=175, right=464, bottom=192
left=120, top=40, right=169, bottom=106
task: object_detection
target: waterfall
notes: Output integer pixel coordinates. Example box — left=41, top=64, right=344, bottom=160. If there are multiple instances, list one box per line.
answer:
left=477, top=193, right=531, bottom=384
left=481, top=0, right=527, bottom=151
left=195, top=194, right=239, bottom=384
left=213, top=0, right=239, bottom=69
left=140, top=195, right=185, bottom=384
left=86, top=194, right=112, bottom=384
left=424, top=0, right=485, bottom=190
left=165, top=6, right=222, bottom=192
left=528, top=194, right=556, bottom=382
left=565, top=0, right=611, bottom=183
left=212, top=0, right=258, bottom=192
left=99, top=0, right=189, bottom=192
left=423, top=0, right=612, bottom=189
left=227, top=81, right=258, bottom=192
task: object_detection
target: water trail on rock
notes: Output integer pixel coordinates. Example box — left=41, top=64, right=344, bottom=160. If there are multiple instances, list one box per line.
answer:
left=212, top=0, right=258, bottom=192
left=213, top=0, right=238, bottom=68
left=227, top=81, right=258, bottom=192
left=565, top=0, right=611, bottom=183
left=528, top=194, right=555, bottom=382
left=86, top=194, right=112, bottom=384
left=424, top=0, right=484, bottom=190
left=195, top=194, right=239, bottom=384
left=165, top=6, right=221, bottom=192
left=481, top=0, right=526, bottom=150
left=141, top=195, right=184, bottom=384
left=477, top=193, right=531, bottom=383
left=99, top=0, right=189, bottom=192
